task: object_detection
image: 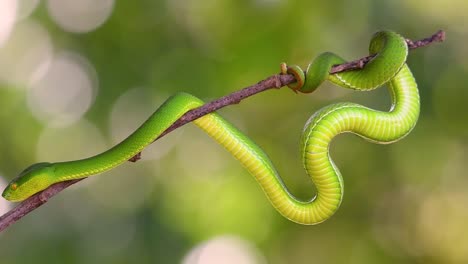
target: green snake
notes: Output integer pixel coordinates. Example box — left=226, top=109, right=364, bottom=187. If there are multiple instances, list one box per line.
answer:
left=2, top=31, right=419, bottom=225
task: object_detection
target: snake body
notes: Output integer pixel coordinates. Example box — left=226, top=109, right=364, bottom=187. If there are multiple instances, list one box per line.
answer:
left=2, top=31, right=419, bottom=225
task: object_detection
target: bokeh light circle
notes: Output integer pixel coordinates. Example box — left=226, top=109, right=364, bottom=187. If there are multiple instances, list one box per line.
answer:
left=0, top=176, right=12, bottom=215
left=47, top=0, right=115, bottom=33
left=0, top=0, right=17, bottom=48
left=183, top=236, right=266, bottom=264
left=27, top=51, right=97, bottom=126
left=16, top=0, right=40, bottom=20
left=0, top=19, right=53, bottom=88
left=35, top=118, right=107, bottom=162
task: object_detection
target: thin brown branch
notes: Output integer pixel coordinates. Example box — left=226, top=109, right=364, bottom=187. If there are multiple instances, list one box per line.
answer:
left=330, top=30, right=445, bottom=74
left=0, top=30, right=444, bottom=233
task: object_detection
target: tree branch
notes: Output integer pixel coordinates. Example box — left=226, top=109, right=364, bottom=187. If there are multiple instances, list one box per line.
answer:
left=0, top=30, right=444, bottom=233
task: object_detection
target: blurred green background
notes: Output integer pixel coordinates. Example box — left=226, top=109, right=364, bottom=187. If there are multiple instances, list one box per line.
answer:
left=0, top=0, right=466, bottom=263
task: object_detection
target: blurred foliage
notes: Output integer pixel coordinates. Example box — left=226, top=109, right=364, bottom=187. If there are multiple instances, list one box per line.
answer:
left=0, top=0, right=466, bottom=263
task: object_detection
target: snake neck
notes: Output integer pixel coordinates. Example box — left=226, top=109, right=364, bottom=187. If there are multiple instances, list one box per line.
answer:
left=52, top=93, right=201, bottom=182
left=52, top=128, right=163, bottom=182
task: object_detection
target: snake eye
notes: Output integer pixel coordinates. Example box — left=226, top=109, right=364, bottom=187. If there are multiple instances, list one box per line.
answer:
left=11, top=183, right=17, bottom=191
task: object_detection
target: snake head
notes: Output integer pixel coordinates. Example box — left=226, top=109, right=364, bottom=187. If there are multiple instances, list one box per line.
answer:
left=2, top=162, right=55, bottom=202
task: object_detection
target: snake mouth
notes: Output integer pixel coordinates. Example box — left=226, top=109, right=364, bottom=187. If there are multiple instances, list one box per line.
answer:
left=1, top=184, right=17, bottom=201
left=1, top=189, right=11, bottom=200
left=2, top=191, right=21, bottom=202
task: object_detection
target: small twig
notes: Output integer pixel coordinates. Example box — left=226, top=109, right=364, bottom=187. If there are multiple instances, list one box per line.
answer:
left=0, top=30, right=444, bottom=233
left=405, top=29, right=445, bottom=49
left=330, top=30, right=445, bottom=74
